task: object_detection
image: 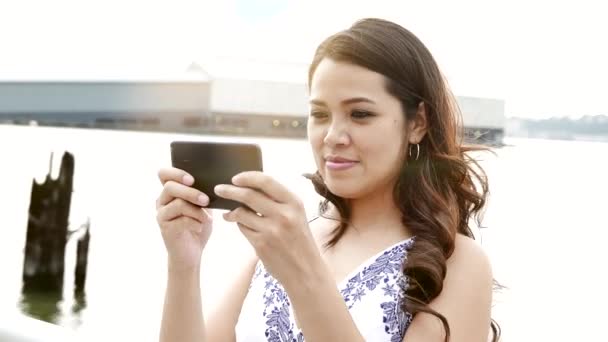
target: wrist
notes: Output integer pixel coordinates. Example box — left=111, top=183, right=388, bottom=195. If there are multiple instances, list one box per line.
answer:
left=283, top=257, right=333, bottom=297
left=167, top=260, right=201, bottom=278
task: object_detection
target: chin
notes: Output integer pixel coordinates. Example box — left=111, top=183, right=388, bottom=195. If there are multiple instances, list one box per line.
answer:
left=324, top=178, right=364, bottom=199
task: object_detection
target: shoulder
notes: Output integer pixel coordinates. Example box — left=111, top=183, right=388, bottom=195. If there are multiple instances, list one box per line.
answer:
left=411, top=233, right=494, bottom=310
left=448, top=234, right=493, bottom=282
left=443, top=234, right=494, bottom=299
left=403, top=234, right=494, bottom=341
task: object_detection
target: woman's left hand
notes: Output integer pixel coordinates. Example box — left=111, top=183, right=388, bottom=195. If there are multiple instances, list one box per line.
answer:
left=214, top=171, right=323, bottom=289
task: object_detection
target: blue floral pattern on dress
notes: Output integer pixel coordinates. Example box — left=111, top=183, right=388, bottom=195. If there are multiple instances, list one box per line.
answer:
left=259, top=237, right=414, bottom=341
left=340, top=238, right=414, bottom=341
left=261, top=271, right=304, bottom=342
left=249, top=262, right=264, bottom=291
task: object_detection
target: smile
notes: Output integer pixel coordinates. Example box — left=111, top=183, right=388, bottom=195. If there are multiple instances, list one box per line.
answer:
left=325, top=160, right=358, bottom=171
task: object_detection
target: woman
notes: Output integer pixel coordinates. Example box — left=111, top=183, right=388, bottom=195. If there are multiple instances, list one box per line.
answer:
left=156, top=18, right=499, bottom=342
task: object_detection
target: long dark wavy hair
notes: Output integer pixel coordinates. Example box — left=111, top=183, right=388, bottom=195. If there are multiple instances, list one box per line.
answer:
left=305, top=18, right=500, bottom=341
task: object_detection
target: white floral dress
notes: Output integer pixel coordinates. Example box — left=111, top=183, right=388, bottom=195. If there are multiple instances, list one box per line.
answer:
left=235, top=237, right=415, bottom=342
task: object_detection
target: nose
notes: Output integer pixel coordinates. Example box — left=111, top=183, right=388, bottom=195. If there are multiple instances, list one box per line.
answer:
left=323, top=121, right=350, bottom=147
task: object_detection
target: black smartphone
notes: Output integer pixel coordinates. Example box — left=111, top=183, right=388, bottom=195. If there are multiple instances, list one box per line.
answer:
left=170, top=141, right=263, bottom=210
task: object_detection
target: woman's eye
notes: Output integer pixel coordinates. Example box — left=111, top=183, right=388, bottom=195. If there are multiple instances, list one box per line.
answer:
left=310, top=111, right=328, bottom=118
left=351, top=110, right=373, bottom=119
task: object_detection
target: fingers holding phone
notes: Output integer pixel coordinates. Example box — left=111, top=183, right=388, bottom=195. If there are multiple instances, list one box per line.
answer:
left=157, top=176, right=209, bottom=208
left=156, top=166, right=214, bottom=272
left=157, top=141, right=264, bottom=271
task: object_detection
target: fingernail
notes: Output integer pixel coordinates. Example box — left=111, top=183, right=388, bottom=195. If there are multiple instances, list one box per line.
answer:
left=198, top=195, right=209, bottom=206
left=183, top=174, right=194, bottom=185
left=214, top=184, right=224, bottom=194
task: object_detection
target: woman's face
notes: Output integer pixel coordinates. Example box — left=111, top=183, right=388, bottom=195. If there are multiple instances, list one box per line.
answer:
left=307, top=58, right=407, bottom=199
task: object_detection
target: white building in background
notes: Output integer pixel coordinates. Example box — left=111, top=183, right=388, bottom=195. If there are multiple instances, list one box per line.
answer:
left=0, top=62, right=505, bottom=144
left=0, top=79, right=212, bottom=131
left=457, top=96, right=505, bottom=143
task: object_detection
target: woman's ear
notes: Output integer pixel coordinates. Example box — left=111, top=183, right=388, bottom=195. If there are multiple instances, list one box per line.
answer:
left=407, top=101, right=428, bottom=144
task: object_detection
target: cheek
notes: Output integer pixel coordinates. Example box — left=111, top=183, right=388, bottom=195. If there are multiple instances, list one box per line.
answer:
left=307, top=124, right=325, bottom=161
left=361, top=130, right=404, bottom=173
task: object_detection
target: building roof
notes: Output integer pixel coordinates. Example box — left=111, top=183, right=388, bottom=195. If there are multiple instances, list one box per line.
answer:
left=0, top=60, right=505, bottom=129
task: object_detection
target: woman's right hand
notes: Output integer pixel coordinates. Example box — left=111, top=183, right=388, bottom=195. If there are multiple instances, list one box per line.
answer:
left=156, top=167, right=213, bottom=273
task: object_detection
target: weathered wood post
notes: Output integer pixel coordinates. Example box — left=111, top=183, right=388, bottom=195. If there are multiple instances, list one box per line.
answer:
left=74, top=220, right=90, bottom=295
left=19, top=151, right=91, bottom=324
left=22, top=151, right=74, bottom=293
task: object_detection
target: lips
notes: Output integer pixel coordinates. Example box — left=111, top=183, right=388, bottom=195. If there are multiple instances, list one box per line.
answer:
left=324, top=155, right=358, bottom=171
left=325, top=155, right=357, bottom=163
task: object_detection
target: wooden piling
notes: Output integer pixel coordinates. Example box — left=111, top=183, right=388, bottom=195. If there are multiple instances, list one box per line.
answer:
left=74, top=221, right=90, bottom=295
left=21, top=151, right=74, bottom=293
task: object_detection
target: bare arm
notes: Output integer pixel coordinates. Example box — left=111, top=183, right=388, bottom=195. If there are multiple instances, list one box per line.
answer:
left=156, top=167, right=258, bottom=342
left=160, top=266, right=205, bottom=342
left=215, top=172, right=367, bottom=341
left=159, top=255, right=258, bottom=342
left=403, top=234, right=494, bottom=342
left=282, top=256, right=366, bottom=342
left=205, top=255, right=258, bottom=342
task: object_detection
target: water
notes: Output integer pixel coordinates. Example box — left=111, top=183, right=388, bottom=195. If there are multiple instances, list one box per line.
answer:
left=1, top=125, right=607, bottom=341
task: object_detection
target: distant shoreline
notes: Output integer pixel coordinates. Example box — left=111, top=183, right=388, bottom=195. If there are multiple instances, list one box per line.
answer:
left=506, top=132, right=608, bottom=144
left=0, top=121, right=506, bottom=146
left=506, top=115, right=608, bottom=144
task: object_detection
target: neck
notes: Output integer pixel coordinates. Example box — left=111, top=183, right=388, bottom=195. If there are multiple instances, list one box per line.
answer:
left=328, top=187, right=410, bottom=241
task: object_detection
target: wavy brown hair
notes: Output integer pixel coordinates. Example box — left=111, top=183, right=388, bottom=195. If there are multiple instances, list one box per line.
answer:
left=305, top=18, right=500, bottom=341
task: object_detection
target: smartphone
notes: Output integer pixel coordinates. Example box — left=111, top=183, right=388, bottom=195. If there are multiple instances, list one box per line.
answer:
left=170, top=141, right=263, bottom=210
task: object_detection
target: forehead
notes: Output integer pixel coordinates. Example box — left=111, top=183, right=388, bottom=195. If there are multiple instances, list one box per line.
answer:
left=309, top=58, right=390, bottom=102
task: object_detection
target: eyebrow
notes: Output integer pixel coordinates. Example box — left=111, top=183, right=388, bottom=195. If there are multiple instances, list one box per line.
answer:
left=309, top=97, right=376, bottom=107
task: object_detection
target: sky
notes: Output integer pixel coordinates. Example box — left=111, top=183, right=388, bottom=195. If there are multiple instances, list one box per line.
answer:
left=0, top=0, right=606, bottom=119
